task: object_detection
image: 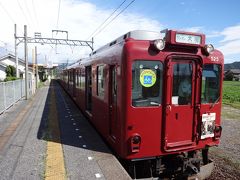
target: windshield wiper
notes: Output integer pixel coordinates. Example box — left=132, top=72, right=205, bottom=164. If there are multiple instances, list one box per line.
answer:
left=210, top=96, right=220, bottom=109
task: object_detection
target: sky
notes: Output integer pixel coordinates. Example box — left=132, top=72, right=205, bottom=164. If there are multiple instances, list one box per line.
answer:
left=0, top=0, right=240, bottom=64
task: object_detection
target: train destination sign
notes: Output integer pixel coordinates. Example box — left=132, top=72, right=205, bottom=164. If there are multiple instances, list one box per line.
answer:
left=140, top=69, right=156, bottom=87
left=175, top=33, right=201, bottom=45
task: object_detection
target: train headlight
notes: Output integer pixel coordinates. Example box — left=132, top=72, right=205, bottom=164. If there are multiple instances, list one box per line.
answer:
left=130, top=134, right=141, bottom=153
left=153, top=39, right=165, bottom=51
left=204, top=44, right=214, bottom=54
left=132, top=135, right=141, bottom=144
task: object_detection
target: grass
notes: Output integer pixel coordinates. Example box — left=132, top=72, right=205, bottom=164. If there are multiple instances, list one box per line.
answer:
left=221, top=110, right=240, bottom=120
left=38, top=81, right=45, bottom=88
left=210, top=147, right=240, bottom=170
left=222, top=81, right=240, bottom=109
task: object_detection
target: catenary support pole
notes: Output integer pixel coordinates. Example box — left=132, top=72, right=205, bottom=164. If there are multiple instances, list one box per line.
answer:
left=24, top=25, right=29, bottom=100
left=35, top=46, right=38, bottom=89
left=32, top=48, right=35, bottom=94
left=14, top=24, right=19, bottom=78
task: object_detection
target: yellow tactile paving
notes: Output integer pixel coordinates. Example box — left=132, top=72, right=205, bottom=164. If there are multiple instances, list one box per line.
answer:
left=45, top=86, right=66, bottom=180
left=45, top=141, right=66, bottom=179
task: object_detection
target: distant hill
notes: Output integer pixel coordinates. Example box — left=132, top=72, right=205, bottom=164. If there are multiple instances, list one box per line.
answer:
left=224, top=61, right=240, bottom=71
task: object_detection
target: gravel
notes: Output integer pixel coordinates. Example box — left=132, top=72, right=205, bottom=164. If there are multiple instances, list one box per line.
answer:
left=208, top=105, right=240, bottom=180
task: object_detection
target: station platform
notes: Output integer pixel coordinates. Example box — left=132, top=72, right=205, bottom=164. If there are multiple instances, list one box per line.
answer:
left=0, top=80, right=131, bottom=180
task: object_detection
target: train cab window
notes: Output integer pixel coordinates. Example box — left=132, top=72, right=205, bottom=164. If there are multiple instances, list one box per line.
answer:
left=132, top=60, right=163, bottom=107
left=201, top=64, right=221, bottom=103
left=97, top=65, right=105, bottom=97
left=172, top=63, right=193, bottom=105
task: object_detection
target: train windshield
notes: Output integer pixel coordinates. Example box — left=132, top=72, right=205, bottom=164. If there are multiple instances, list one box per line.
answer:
left=201, top=64, right=221, bottom=103
left=132, top=60, right=163, bottom=107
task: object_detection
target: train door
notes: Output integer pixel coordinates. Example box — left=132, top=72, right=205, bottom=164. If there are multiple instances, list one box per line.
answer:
left=164, top=59, right=197, bottom=151
left=109, top=66, right=117, bottom=140
left=86, top=66, right=92, bottom=112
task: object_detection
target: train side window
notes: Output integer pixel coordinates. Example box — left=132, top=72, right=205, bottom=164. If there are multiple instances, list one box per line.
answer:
left=97, top=65, right=105, bottom=97
left=132, top=60, right=163, bottom=107
left=201, top=64, right=221, bottom=103
left=78, top=70, right=80, bottom=88
left=76, top=70, right=79, bottom=87
left=80, top=68, right=85, bottom=89
left=76, top=69, right=80, bottom=88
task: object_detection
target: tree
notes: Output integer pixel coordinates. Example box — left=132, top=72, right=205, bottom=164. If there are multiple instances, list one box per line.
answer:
left=5, top=65, right=16, bottom=77
left=4, top=65, right=17, bottom=81
left=224, top=72, right=233, bottom=81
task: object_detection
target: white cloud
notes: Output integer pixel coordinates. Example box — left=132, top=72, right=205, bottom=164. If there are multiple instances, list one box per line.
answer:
left=218, top=40, right=240, bottom=56
left=0, top=0, right=163, bottom=64
left=206, top=31, right=221, bottom=38
left=220, top=25, right=240, bottom=43
left=217, top=24, right=240, bottom=59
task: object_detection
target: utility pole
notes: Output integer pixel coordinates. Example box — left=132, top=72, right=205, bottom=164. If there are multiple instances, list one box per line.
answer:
left=24, top=25, right=29, bottom=100
left=35, top=46, right=38, bottom=89
left=14, top=24, right=19, bottom=78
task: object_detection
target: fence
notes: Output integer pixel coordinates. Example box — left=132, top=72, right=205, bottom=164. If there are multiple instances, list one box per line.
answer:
left=0, top=79, right=28, bottom=114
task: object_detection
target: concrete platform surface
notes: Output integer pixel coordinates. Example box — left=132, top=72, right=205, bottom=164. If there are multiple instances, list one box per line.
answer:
left=0, top=80, right=131, bottom=180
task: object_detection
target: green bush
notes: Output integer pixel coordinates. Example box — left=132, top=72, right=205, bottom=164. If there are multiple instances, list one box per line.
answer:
left=4, top=76, right=19, bottom=82
left=5, top=65, right=16, bottom=77
left=4, top=65, right=18, bottom=82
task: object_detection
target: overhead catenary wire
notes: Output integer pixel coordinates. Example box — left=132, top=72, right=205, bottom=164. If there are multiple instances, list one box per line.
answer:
left=86, top=0, right=127, bottom=40
left=32, top=0, right=40, bottom=30
left=16, top=0, right=31, bottom=26
left=0, top=2, right=16, bottom=24
left=23, top=0, right=37, bottom=30
left=91, top=0, right=135, bottom=39
left=0, top=2, right=24, bottom=39
left=56, top=0, right=62, bottom=29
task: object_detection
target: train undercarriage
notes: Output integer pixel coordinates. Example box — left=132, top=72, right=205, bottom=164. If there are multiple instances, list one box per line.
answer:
left=122, top=148, right=213, bottom=179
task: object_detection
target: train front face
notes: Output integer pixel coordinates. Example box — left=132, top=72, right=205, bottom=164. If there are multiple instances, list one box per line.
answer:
left=122, top=30, right=223, bottom=176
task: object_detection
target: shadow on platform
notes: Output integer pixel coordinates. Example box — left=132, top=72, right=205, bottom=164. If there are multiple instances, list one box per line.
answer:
left=37, top=80, right=111, bottom=154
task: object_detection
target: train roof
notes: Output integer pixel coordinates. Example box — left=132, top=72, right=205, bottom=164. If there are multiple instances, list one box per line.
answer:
left=90, top=30, right=165, bottom=56
left=64, top=29, right=212, bottom=70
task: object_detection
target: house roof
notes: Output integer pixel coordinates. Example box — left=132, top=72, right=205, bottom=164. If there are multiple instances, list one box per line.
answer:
left=0, top=61, right=7, bottom=68
left=0, top=53, right=33, bottom=72
left=229, top=69, right=240, bottom=74
left=0, top=53, right=25, bottom=64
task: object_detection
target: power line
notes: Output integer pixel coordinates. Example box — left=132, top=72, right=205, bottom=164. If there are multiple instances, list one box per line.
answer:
left=16, top=0, right=31, bottom=26
left=23, top=0, right=37, bottom=30
left=86, top=0, right=127, bottom=40
left=0, top=2, right=16, bottom=24
left=56, top=0, right=62, bottom=29
left=92, top=0, right=135, bottom=38
left=32, top=0, right=40, bottom=30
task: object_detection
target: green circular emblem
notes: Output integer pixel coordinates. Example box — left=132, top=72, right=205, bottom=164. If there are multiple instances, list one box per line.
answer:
left=140, top=69, right=156, bottom=87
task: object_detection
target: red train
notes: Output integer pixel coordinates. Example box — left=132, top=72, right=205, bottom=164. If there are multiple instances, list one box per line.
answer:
left=59, top=29, right=223, bottom=179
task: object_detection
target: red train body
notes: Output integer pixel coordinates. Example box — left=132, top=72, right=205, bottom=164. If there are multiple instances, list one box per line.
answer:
left=59, top=30, right=223, bottom=178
